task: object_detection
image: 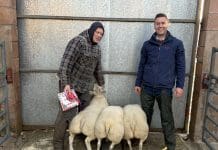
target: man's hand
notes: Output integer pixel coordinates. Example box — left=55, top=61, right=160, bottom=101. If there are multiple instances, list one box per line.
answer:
left=175, top=87, right=184, bottom=97
left=64, top=84, right=71, bottom=93
left=134, top=86, right=141, bottom=95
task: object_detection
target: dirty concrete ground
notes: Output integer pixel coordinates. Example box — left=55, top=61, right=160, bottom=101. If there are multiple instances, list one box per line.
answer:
left=0, top=129, right=209, bottom=150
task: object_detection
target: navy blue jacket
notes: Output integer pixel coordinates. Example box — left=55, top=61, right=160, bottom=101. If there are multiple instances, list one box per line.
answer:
left=135, top=31, right=185, bottom=89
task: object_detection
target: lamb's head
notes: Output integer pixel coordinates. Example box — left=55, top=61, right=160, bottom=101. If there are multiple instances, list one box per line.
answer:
left=90, top=84, right=105, bottom=96
left=89, top=84, right=108, bottom=106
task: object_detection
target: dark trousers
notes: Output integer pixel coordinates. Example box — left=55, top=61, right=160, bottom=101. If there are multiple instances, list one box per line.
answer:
left=53, top=91, right=93, bottom=150
left=140, top=88, right=176, bottom=150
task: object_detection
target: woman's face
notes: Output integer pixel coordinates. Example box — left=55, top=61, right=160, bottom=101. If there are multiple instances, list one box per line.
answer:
left=93, top=28, right=104, bottom=43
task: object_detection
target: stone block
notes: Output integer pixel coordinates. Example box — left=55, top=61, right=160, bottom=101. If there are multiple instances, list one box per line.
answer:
left=12, top=41, right=19, bottom=58
left=6, top=40, right=12, bottom=68
left=201, top=0, right=210, bottom=31
left=11, top=25, right=18, bottom=42
left=0, top=7, right=16, bottom=25
left=199, top=30, right=206, bottom=47
left=0, top=25, right=11, bottom=41
left=13, top=72, right=21, bottom=91
left=202, top=31, right=218, bottom=72
left=7, top=84, right=13, bottom=99
left=195, top=59, right=203, bottom=76
left=205, top=31, right=218, bottom=47
left=207, top=13, right=218, bottom=30
left=209, top=0, right=218, bottom=13
left=196, top=46, right=204, bottom=63
left=14, top=88, right=21, bottom=104
left=0, top=0, right=13, bottom=7
left=12, top=0, right=16, bottom=9
left=12, top=58, right=19, bottom=73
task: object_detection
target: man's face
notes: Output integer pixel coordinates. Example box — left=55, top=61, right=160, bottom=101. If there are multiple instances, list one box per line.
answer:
left=93, top=28, right=104, bottom=43
left=154, top=17, right=169, bottom=36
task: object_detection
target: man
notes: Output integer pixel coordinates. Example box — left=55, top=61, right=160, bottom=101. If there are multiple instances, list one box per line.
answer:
left=53, top=22, right=105, bottom=150
left=135, top=13, right=185, bottom=150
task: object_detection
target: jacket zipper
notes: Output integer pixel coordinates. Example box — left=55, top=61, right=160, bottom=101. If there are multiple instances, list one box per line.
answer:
left=154, top=46, right=160, bottom=88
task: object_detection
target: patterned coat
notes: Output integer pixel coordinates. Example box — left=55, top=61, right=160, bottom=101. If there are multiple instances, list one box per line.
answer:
left=58, top=30, right=105, bottom=93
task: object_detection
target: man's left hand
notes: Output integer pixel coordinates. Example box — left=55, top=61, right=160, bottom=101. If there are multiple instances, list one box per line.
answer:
left=175, top=88, right=184, bottom=97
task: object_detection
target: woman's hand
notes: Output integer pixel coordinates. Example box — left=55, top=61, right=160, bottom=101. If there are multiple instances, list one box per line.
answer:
left=64, top=84, right=71, bottom=93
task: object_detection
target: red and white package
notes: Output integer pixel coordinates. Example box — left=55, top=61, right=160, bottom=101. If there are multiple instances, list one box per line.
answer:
left=57, top=89, right=80, bottom=111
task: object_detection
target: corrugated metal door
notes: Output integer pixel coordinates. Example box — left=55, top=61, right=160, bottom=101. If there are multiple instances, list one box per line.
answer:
left=17, top=0, right=198, bottom=128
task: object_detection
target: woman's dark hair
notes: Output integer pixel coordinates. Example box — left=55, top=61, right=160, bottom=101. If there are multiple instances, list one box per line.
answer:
left=88, top=22, right=104, bottom=44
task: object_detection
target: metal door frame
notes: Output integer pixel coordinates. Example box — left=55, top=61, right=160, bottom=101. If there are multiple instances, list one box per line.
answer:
left=0, top=41, right=10, bottom=145
left=202, top=47, right=218, bottom=150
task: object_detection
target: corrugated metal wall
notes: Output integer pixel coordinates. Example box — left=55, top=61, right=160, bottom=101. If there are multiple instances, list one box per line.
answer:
left=17, top=0, right=197, bottom=128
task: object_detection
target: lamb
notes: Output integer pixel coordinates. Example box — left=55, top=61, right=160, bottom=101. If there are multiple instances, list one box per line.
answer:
left=123, top=104, right=149, bottom=150
left=68, top=84, right=108, bottom=150
left=94, top=105, right=124, bottom=150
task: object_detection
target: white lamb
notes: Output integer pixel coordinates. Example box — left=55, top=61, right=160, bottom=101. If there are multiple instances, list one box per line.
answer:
left=123, top=104, right=149, bottom=150
left=94, top=105, right=124, bottom=150
left=68, top=84, right=108, bottom=150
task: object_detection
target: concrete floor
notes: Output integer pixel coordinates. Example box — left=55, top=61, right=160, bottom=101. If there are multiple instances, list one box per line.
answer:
left=0, top=129, right=209, bottom=150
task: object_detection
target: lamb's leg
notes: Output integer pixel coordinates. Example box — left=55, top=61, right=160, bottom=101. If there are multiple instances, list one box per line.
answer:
left=85, top=136, right=94, bottom=150
left=127, top=139, right=132, bottom=150
left=97, top=138, right=102, bottom=150
left=139, top=139, right=144, bottom=150
left=109, top=142, right=116, bottom=150
left=69, top=133, right=75, bottom=150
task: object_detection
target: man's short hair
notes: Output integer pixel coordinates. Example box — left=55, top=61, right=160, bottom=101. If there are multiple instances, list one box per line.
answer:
left=155, top=13, right=168, bottom=20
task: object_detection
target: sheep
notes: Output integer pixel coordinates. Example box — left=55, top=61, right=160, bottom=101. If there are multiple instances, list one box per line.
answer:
left=123, top=104, right=149, bottom=150
left=94, top=105, right=124, bottom=150
left=68, top=84, right=108, bottom=150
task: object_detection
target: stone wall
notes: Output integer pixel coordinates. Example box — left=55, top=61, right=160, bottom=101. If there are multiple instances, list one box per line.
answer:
left=0, top=0, right=22, bottom=135
left=190, top=0, right=218, bottom=142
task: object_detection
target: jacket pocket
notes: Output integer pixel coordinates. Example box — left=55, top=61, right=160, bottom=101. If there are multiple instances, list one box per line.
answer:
left=143, top=66, right=153, bottom=85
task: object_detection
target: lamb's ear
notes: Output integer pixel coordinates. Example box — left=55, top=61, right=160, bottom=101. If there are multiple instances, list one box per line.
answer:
left=91, top=84, right=98, bottom=94
left=89, top=91, right=95, bottom=95
left=93, top=83, right=98, bottom=90
left=100, top=86, right=106, bottom=93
